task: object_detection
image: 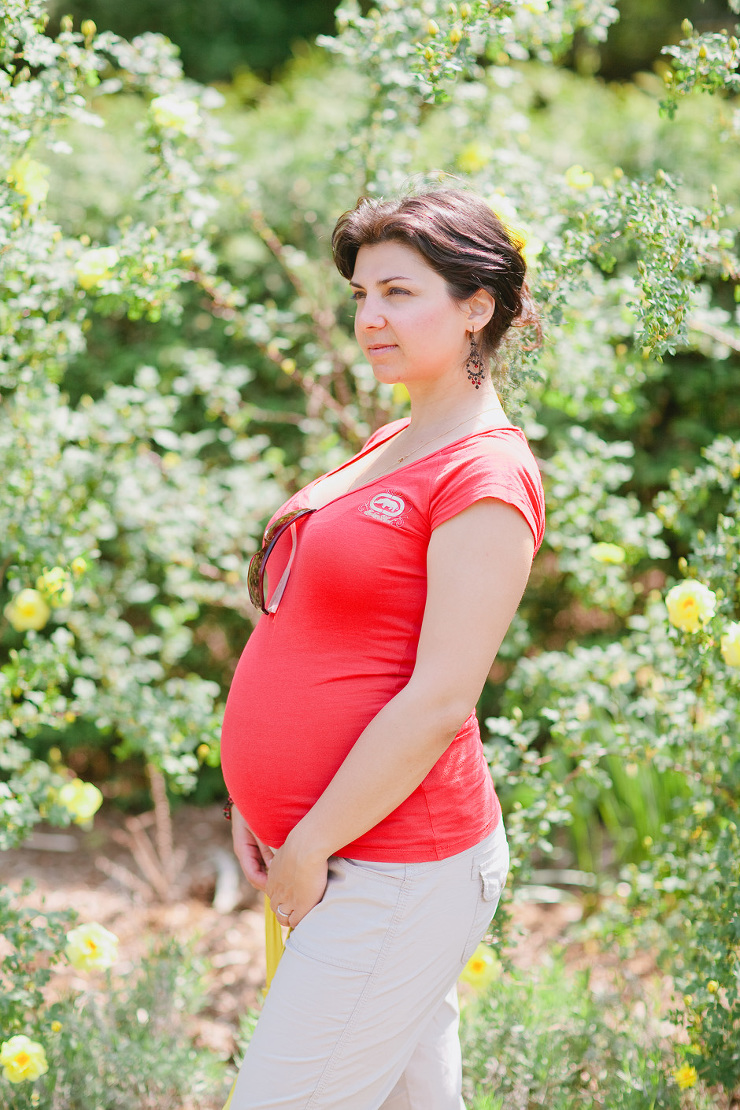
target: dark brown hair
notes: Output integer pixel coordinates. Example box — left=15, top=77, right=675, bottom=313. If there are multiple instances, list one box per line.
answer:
left=332, top=188, right=540, bottom=364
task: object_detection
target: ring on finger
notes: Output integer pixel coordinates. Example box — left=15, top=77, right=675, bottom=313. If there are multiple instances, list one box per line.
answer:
left=276, top=904, right=291, bottom=919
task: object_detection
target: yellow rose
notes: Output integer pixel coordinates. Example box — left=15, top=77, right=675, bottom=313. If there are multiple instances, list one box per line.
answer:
left=674, top=1063, right=698, bottom=1090
left=665, top=580, right=717, bottom=633
left=150, top=95, right=200, bottom=132
left=590, top=542, right=626, bottom=565
left=57, top=779, right=103, bottom=823
left=720, top=622, right=740, bottom=667
left=7, top=157, right=50, bottom=209
left=459, top=944, right=500, bottom=991
left=564, top=164, right=594, bottom=190
left=74, top=246, right=119, bottom=290
left=65, top=921, right=119, bottom=971
left=36, top=566, right=73, bottom=608
left=4, top=588, right=51, bottom=632
left=0, top=1035, right=49, bottom=1084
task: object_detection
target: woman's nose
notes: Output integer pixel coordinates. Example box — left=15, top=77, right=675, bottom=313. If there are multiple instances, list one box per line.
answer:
left=356, top=298, right=386, bottom=329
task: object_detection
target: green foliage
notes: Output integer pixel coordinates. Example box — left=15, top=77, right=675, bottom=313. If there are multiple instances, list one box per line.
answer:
left=460, top=957, right=716, bottom=1109
left=661, top=18, right=740, bottom=116
left=2, top=0, right=740, bottom=1096
left=0, top=883, right=226, bottom=1108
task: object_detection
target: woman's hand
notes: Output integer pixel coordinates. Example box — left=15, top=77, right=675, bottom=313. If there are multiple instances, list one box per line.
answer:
left=264, top=830, right=329, bottom=928
left=231, top=806, right=274, bottom=891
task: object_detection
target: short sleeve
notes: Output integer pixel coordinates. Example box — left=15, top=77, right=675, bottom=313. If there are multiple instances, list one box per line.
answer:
left=428, top=429, right=545, bottom=553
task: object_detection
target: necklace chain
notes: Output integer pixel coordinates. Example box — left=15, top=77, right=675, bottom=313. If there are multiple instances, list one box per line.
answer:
left=395, top=408, right=503, bottom=464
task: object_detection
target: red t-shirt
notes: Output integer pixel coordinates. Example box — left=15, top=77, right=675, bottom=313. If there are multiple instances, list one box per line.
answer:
left=221, top=419, right=545, bottom=861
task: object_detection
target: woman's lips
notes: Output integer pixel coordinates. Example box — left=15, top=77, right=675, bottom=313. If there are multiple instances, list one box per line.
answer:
left=367, top=344, right=397, bottom=354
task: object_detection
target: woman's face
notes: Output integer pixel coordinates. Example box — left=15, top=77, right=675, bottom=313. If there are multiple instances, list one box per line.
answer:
left=350, top=240, right=473, bottom=388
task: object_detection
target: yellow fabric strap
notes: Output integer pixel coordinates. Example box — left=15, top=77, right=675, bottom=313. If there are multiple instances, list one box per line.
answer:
left=264, top=897, right=286, bottom=991
left=222, top=899, right=286, bottom=1110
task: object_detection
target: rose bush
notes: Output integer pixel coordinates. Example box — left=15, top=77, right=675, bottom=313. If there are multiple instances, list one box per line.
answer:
left=2, top=0, right=740, bottom=1099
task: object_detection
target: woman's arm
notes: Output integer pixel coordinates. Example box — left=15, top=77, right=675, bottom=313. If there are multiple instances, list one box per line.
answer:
left=265, top=498, right=535, bottom=925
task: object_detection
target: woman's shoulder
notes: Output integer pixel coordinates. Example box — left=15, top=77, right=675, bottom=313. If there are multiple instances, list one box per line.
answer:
left=444, top=423, right=541, bottom=471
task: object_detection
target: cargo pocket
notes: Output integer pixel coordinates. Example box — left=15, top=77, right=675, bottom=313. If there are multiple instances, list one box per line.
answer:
left=460, top=849, right=508, bottom=965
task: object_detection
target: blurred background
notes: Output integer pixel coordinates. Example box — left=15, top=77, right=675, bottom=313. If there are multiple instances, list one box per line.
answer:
left=46, top=0, right=740, bottom=82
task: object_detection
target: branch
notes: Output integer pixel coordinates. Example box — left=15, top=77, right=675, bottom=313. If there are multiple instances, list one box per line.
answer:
left=688, top=315, right=740, bottom=353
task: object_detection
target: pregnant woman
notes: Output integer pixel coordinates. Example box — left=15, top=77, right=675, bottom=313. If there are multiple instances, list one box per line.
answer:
left=220, top=187, right=545, bottom=1109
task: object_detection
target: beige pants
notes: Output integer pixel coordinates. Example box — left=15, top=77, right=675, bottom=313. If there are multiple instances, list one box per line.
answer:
left=229, top=821, right=509, bottom=1110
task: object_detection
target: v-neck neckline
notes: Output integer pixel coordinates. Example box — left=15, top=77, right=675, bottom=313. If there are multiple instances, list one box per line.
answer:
left=305, top=417, right=519, bottom=512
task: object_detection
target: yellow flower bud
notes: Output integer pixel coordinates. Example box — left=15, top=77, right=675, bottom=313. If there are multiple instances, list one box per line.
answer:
left=5, top=589, right=51, bottom=632
left=681, top=19, right=693, bottom=37
left=707, top=980, right=719, bottom=993
left=665, top=580, right=717, bottom=632
left=51, top=1021, right=63, bottom=1033
left=196, top=743, right=211, bottom=761
left=450, top=25, right=463, bottom=44
left=80, top=19, right=96, bottom=36
left=71, top=557, right=88, bottom=577
left=65, top=922, right=119, bottom=971
left=0, top=1036, right=49, bottom=1084
left=698, top=44, right=707, bottom=59
left=460, top=2, right=472, bottom=19
left=60, top=14, right=73, bottom=32
left=460, top=943, right=500, bottom=991
left=589, top=542, right=626, bottom=565
left=423, top=45, right=435, bottom=61
left=720, top=622, right=740, bottom=667
left=426, top=19, right=440, bottom=36
left=564, top=164, right=594, bottom=190
left=36, top=566, right=73, bottom=608
left=280, top=358, right=296, bottom=375
left=58, top=778, right=103, bottom=823
left=74, top=246, right=119, bottom=291
left=730, top=36, right=739, bottom=51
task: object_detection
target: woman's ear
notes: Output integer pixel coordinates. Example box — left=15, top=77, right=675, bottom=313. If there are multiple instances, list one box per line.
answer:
left=465, top=289, right=495, bottom=330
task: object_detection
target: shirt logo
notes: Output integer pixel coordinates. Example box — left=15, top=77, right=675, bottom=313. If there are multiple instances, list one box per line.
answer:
left=359, top=490, right=410, bottom=526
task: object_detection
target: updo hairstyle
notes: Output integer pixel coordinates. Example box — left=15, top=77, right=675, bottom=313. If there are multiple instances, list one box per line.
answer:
left=332, top=188, right=540, bottom=365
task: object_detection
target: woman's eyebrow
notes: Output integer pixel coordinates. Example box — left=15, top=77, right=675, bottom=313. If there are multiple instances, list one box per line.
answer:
left=349, top=275, right=415, bottom=288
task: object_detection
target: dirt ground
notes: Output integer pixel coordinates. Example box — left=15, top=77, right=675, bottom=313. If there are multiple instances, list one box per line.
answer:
left=0, top=803, right=667, bottom=1064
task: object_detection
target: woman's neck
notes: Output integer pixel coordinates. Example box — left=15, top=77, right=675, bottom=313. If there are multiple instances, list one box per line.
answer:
left=402, top=380, right=505, bottom=441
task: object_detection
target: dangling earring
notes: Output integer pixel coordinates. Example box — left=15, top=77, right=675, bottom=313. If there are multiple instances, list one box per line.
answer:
left=465, top=329, right=486, bottom=389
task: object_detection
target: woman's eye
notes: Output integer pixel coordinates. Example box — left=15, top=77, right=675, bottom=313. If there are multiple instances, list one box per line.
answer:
left=388, top=288, right=409, bottom=295
left=350, top=291, right=364, bottom=301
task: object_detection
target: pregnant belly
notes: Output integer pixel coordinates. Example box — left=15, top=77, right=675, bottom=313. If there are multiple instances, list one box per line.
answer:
left=220, top=666, right=405, bottom=848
